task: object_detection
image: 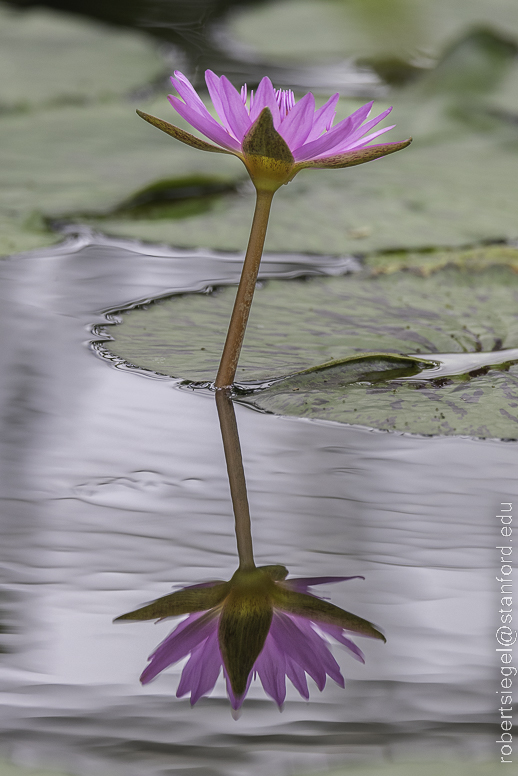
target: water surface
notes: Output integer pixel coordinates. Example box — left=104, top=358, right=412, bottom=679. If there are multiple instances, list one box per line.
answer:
left=0, top=232, right=514, bottom=775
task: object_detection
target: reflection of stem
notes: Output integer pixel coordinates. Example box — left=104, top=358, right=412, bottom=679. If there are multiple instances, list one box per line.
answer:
left=215, top=188, right=274, bottom=388
left=215, top=388, right=255, bottom=571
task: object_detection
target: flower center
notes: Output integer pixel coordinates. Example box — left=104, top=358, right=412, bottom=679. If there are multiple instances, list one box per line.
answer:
left=240, top=84, right=296, bottom=119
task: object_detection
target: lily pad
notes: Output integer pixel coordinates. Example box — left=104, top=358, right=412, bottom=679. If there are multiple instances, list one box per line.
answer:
left=227, top=0, right=518, bottom=64
left=0, top=97, right=239, bottom=257
left=3, top=3, right=518, bottom=259
left=78, top=125, right=518, bottom=255
left=104, top=260, right=518, bottom=437
left=0, top=3, right=164, bottom=111
left=246, top=358, right=518, bottom=439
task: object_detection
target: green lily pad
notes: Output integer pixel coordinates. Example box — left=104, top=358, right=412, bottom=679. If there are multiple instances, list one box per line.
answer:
left=0, top=97, right=239, bottom=257
left=246, top=358, right=518, bottom=439
left=3, top=3, right=518, bottom=259
left=365, top=243, right=518, bottom=275
left=0, top=3, right=164, bottom=111
left=78, top=125, right=518, bottom=255
left=227, top=0, right=518, bottom=64
left=105, top=259, right=518, bottom=438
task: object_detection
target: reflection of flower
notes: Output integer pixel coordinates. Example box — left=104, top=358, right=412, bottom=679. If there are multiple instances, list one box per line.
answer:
left=116, top=565, right=384, bottom=709
left=137, top=70, right=411, bottom=192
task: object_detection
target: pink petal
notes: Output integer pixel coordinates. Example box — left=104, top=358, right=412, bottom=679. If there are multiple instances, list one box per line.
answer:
left=176, top=627, right=222, bottom=704
left=167, top=95, right=241, bottom=152
left=293, top=101, right=373, bottom=162
left=140, top=611, right=217, bottom=684
left=343, top=124, right=395, bottom=151
left=290, top=616, right=345, bottom=688
left=284, top=654, right=309, bottom=699
left=250, top=76, right=280, bottom=127
left=269, top=612, right=327, bottom=690
left=317, top=623, right=365, bottom=663
left=170, top=71, right=208, bottom=116
left=277, top=92, right=316, bottom=150
left=255, top=633, right=287, bottom=707
left=219, top=75, right=253, bottom=141
left=324, top=108, right=393, bottom=155
left=305, top=93, right=340, bottom=143
left=205, top=70, right=234, bottom=133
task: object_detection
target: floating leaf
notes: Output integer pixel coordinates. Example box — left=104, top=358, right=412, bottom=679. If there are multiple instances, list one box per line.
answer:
left=0, top=98, right=239, bottom=257
left=245, top=359, right=518, bottom=439
left=227, top=0, right=518, bottom=65
left=4, top=3, right=518, bottom=258
left=0, top=4, right=164, bottom=111
left=105, top=260, right=518, bottom=438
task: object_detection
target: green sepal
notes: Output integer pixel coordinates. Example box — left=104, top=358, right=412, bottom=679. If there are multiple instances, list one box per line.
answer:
left=257, top=564, right=289, bottom=581
left=242, top=108, right=295, bottom=191
left=272, top=586, right=385, bottom=641
left=218, top=586, right=273, bottom=696
left=136, top=109, right=235, bottom=155
left=114, top=581, right=230, bottom=621
left=296, top=138, right=412, bottom=170
left=242, top=108, right=294, bottom=163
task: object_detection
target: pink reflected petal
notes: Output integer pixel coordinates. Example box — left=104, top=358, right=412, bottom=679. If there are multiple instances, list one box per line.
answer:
left=290, top=616, right=345, bottom=687
left=255, top=634, right=287, bottom=707
left=269, top=612, right=327, bottom=690
left=317, top=623, right=366, bottom=663
left=177, top=627, right=222, bottom=704
left=140, top=611, right=217, bottom=684
left=285, top=654, right=309, bottom=699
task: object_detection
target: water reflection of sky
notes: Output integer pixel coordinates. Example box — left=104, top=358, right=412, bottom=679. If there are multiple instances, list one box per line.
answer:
left=0, top=233, right=515, bottom=774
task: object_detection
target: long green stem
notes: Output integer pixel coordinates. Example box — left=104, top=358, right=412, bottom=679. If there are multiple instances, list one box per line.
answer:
left=214, top=188, right=274, bottom=388
left=215, top=387, right=255, bottom=570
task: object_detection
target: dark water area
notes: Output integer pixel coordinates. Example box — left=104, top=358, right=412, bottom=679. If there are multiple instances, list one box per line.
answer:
left=0, top=231, right=515, bottom=774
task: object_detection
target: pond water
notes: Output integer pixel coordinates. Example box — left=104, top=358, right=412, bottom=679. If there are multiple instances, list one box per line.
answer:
left=0, top=231, right=514, bottom=775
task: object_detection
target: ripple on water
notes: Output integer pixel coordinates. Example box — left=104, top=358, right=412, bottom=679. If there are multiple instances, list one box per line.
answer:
left=0, top=232, right=514, bottom=775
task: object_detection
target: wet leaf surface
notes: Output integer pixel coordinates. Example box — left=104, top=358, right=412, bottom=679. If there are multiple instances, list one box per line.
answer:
left=245, top=359, right=518, bottom=439
left=106, top=260, right=518, bottom=437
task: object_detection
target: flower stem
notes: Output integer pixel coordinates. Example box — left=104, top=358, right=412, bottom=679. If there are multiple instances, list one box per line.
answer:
left=214, top=188, right=274, bottom=388
left=215, top=387, right=255, bottom=570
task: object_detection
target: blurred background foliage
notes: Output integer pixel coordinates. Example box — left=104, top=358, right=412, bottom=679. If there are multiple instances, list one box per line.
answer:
left=2, top=0, right=518, bottom=257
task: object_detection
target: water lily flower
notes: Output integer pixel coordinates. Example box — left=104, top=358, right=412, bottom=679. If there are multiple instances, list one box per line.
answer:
left=115, top=565, right=385, bottom=709
left=136, top=71, right=411, bottom=387
left=138, top=70, right=410, bottom=192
